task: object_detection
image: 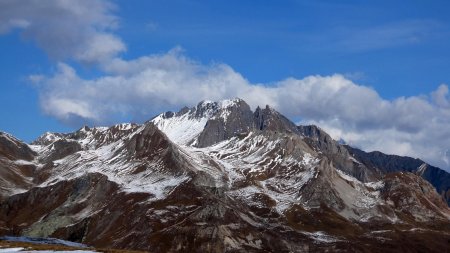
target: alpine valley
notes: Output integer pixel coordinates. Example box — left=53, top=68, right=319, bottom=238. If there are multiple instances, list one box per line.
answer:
left=0, top=98, right=449, bottom=252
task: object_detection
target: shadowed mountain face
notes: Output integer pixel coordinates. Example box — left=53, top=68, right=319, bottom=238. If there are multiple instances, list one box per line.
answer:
left=344, top=145, right=450, bottom=206
left=0, top=98, right=449, bottom=252
left=0, top=133, right=36, bottom=197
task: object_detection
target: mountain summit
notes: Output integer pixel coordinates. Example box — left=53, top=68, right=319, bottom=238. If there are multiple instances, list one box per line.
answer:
left=150, top=98, right=298, bottom=147
left=0, top=98, right=449, bottom=252
left=152, top=98, right=302, bottom=148
left=151, top=98, right=255, bottom=147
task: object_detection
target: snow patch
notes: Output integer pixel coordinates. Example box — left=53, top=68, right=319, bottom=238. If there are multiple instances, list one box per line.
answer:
left=152, top=113, right=207, bottom=146
left=365, top=180, right=385, bottom=190
left=13, top=160, right=36, bottom=166
left=0, top=248, right=24, bottom=252
left=302, top=231, right=340, bottom=243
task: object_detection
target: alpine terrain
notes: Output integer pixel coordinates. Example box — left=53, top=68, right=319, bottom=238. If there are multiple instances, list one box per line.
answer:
left=0, top=98, right=449, bottom=252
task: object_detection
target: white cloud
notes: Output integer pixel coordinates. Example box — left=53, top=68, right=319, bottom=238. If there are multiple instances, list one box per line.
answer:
left=0, top=0, right=125, bottom=63
left=432, top=84, right=450, bottom=108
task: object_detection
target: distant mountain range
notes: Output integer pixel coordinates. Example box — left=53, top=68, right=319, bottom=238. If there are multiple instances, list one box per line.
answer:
left=1, top=98, right=449, bottom=252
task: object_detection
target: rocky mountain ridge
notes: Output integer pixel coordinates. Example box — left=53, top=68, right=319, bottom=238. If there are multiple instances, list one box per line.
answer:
left=0, top=98, right=449, bottom=252
left=345, top=145, right=450, bottom=206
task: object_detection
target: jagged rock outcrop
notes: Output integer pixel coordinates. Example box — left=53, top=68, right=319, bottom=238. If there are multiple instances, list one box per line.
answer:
left=196, top=99, right=254, bottom=147
left=298, top=125, right=379, bottom=182
left=253, top=105, right=299, bottom=133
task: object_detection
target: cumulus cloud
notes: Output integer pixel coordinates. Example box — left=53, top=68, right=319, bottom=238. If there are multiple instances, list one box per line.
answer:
left=0, top=0, right=125, bottom=63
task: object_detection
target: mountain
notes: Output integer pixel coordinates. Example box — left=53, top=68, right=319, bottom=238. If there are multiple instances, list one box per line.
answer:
left=0, top=98, right=449, bottom=252
left=297, top=125, right=450, bottom=206
left=344, top=145, right=450, bottom=206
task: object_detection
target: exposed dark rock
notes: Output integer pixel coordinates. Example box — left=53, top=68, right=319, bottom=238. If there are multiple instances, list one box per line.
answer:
left=39, top=139, right=82, bottom=164
left=0, top=132, right=35, bottom=161
left=196, top=99, right=254, bottom=147
left=345, top=145, right=450, bottom=206
left=298, top=125, right=379, bottom=182
left=253, top=105, right=299, bottom=133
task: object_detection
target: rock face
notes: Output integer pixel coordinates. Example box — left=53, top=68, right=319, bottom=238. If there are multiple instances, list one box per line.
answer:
left=345, top=145, right=450, bottom=206
left=253, top=105, right=299, bottom=133
left=1, top=98, right=450, bottom=252
left=0, top=132, right=35, bottom=161
left=196, top=99, right=255, bottom=147
left=0, top=132, right=36, bottom=199
left=298, top=125, right=379, bottom=182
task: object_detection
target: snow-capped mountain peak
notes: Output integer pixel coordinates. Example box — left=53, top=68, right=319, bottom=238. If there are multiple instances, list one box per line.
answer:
left=151, top=98, right=253, bottom=146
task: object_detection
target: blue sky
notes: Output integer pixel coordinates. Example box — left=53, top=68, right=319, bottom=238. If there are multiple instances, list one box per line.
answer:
left=1, top=0, right=450, bottom=170
left=118, top=0, right=450, bottom=95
